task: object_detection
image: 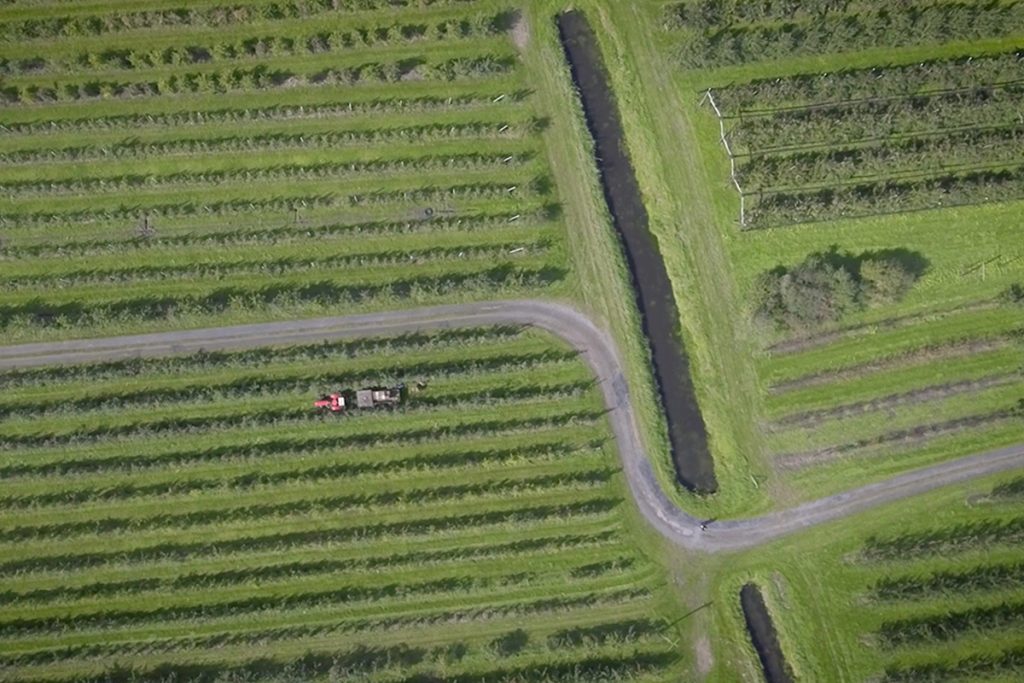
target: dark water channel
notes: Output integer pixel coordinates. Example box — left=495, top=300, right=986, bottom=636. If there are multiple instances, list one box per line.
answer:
left=740, top=584, right=795, bottom=683
left=556, top=10, right=717, bottom=492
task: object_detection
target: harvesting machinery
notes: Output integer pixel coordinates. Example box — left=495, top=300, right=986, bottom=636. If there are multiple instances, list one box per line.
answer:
left=314, top=384, right=405, bottom=413
left=355, top=384, right=404, bottom=409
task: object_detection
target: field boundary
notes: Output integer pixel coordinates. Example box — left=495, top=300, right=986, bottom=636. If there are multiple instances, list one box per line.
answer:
left=1, top=300, right=1020, bottom=552
left=700, top=88, right=747, bottom=226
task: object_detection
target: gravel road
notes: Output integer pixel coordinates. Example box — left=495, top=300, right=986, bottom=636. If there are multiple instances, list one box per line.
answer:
left=2, top=300, right=1020, bottom=552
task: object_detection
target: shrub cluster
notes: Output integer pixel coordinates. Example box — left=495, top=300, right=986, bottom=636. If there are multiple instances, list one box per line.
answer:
left=753, top=248, right=924, bottom=331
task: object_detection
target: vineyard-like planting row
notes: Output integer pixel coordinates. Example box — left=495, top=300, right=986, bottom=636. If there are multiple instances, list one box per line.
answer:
left=0, top=325, right=684, bottom=681
left=860, top=477, right=1024, bottom=680
left=663, top=0, right=1024, bottom=68
left=704, top=49, right=1024, bottom=228
left=760, top=293, right=1024, bottom=490
left=0, top=0, right=568, bottom=343
left=715, top=470, right=1024, bottom=681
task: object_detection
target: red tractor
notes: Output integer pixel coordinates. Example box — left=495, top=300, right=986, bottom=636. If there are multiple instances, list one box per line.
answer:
left=314, top=391, right=350, bottom=413
left=314, top=384, right=405, bottom=413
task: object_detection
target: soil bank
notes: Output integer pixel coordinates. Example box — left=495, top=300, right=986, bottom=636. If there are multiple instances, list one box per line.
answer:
left=740, top=583, right=795, bottom=683
left=556, top=10, right=717, bottom=492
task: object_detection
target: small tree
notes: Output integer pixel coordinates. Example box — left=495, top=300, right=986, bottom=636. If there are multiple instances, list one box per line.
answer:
left=754, top=248, right=925, bottom=331
left=860, top=257, right=917, bottom=304
left=754, top=253, right=859, bottom=331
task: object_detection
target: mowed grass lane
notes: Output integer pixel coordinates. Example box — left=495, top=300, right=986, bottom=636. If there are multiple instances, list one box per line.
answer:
left=0, top=325, right=684, bottom=682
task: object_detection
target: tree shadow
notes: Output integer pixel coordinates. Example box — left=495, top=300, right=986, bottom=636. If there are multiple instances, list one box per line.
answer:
left=491, top=628, right=529, bottom=657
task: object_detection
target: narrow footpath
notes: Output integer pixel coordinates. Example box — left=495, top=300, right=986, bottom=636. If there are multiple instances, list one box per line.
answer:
left=1, top=300, right=1020, bottom=552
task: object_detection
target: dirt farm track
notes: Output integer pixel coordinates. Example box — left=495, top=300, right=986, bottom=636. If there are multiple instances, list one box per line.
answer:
left=2, top=299, right=1021, bottom=553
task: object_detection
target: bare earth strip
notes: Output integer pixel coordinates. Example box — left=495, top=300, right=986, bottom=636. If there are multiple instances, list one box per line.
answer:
left=0, top=300, right=1020, bottom=553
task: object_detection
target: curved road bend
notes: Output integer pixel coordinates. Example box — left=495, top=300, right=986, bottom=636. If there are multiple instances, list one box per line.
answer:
left=1, top=300, right=1021, bottom=553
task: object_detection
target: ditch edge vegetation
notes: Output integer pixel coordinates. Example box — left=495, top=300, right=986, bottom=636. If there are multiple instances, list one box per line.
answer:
left=556, top=10, right=717, bottom=492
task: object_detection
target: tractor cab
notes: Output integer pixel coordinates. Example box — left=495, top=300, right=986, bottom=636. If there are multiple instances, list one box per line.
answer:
left=314, top=392, right=348, bottom=413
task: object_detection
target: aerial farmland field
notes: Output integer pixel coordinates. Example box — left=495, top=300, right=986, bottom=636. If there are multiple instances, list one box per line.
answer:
left=709, top=468, right=1024, bottom=681
left=0, top=324, right=688, bottom=680
left=583, top=1, right=1024, bottom=515
left=1, top=0, right=1022, bottom=682
left=0, top=0, right=568, bottom=344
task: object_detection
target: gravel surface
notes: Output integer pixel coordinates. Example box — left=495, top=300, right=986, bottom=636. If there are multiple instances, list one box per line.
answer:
left=2, top=300, right=1020, bottom=552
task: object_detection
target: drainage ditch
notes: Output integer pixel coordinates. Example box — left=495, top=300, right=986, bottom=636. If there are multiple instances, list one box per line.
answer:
left=740, top=583, right=795, bottom=683
left=556, top=9, right=716, bottom=492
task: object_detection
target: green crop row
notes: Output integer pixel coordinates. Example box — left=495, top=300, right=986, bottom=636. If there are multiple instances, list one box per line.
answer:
left=860, top=516, right=1024, bottom=562
left=0, top=571, right=548, bottom=638
left=746, top=163, right=1024, bottom=229
left=5, top=442, right=600, bottom=518
left=0, top=470, right=613, bottom=544
left=0, top=421, right=601, bottom=481
left=0, top=438, right=598, bottom=507
left=773, top=372, right=1021, bottom=429
left=882, top=647, right=1024, bottom=683
left=7, top=631, right=671, bottom=683
left=1, top=178, right=540, bottom=226
left=0, top=0, right=486, bottom=41
left=877, top=599, right=1024, bottom=648
left=729, top=87, right=1024, bottom=154
left=0, top=91, right=530, bottom=136
left=0, top=346, right=576, bottom=416
left=870, top=561, right=1024, bottom=603
left=670, top=2, right=1022, bottom=67
left=1, top=152, right=534, bottom=198
left=0, top=120, right=540, bottom=165
left=710, top=48, right=1024, bottom=111
left=0, top=498, right=618, bottom=576
left=0, top=12, right=511, bottom=76
left=737, top=125, right=1024, bottom=191
left=0, top=325, right=529, bottom=388
left=0, top=613, right=666, bottom=674
left=765, top=309, right=1023, bottom=387
left=0, top=55, right=515, bottom=105
left=3, top=208, right=551, bottom=258
left=0, top=193, right=335, bottom=227
left=990, top=477, right=1024, bottom=501
left=347, top=178, right=544, bottom=206
left=0, top=381, right=591, bottom=450
left=0, top=263, right=564, bottom=334
left=0, top=531, right=619, bottom=608
left=775, top=403, right=1019, bottom=470
left=0, top=240, right=552, bottom=291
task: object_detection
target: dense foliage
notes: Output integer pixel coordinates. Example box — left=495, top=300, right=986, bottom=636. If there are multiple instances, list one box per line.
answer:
left=704, top=50, right=1024, bottom=226
left=753, top=249, right=922, bottom=330
left=665, top=0, right=1024, bottom=68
